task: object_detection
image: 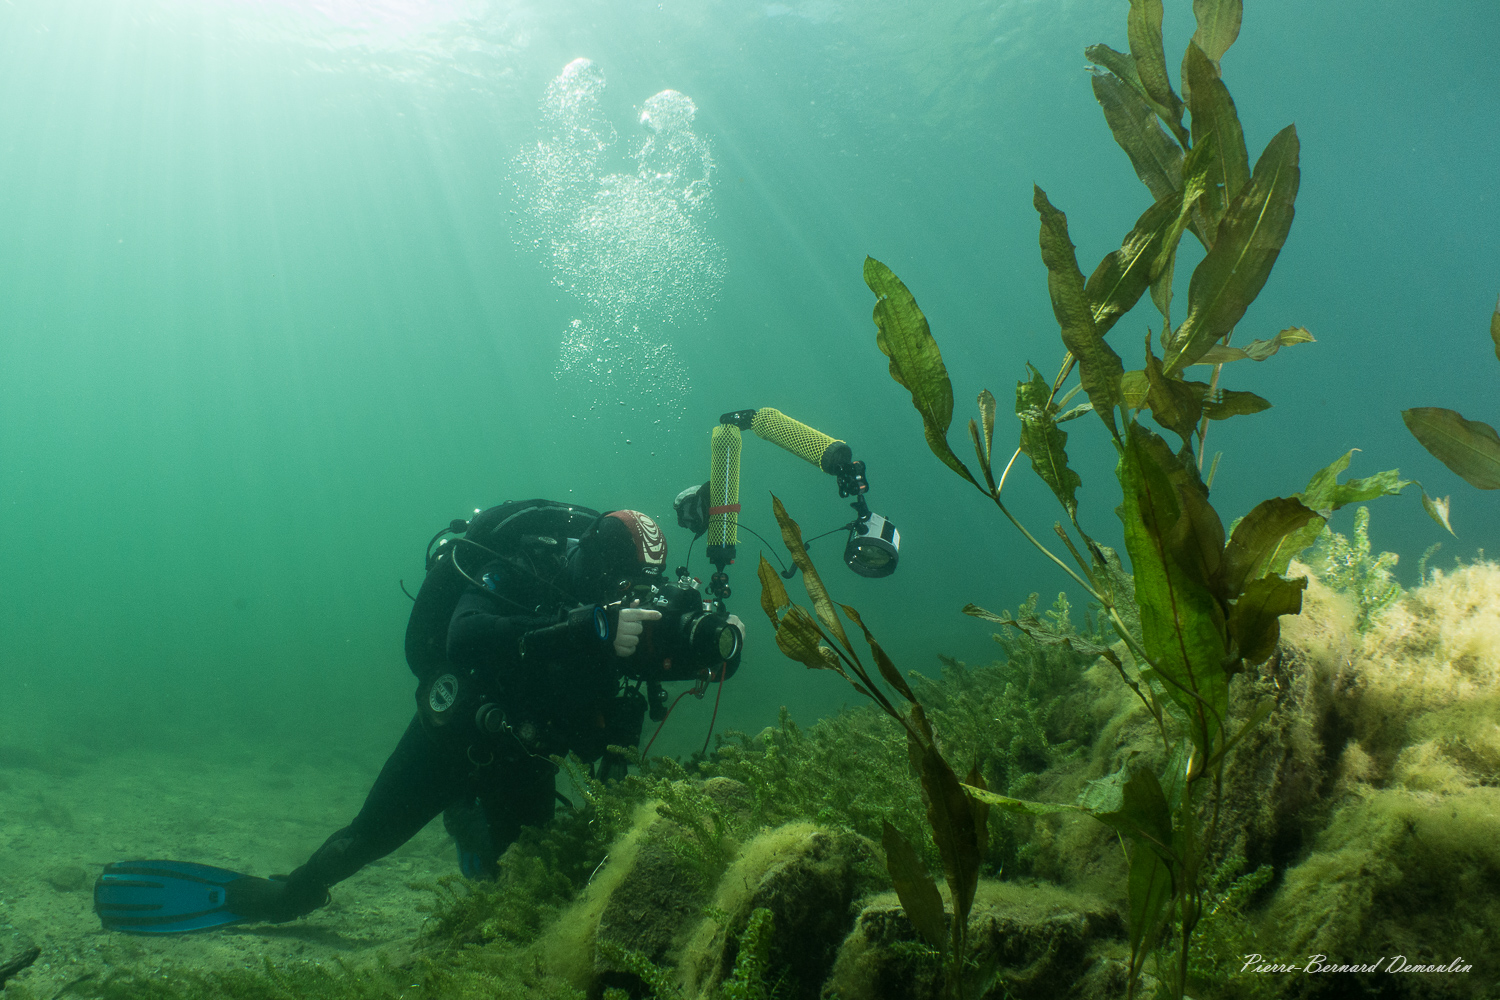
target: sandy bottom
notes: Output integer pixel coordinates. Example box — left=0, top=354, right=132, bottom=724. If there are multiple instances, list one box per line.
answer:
left=0, top=729, right=455, bottom=996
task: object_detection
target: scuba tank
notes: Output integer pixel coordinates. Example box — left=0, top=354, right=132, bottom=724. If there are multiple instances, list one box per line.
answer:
left=404, top=499, right=602, bottom=733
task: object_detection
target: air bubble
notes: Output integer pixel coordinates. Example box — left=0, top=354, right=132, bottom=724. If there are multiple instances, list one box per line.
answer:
left=516, top=59, right=716, bottom=418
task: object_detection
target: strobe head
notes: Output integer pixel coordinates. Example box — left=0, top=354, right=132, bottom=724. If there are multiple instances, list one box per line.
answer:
left=845, top=512, right=900, bottom=578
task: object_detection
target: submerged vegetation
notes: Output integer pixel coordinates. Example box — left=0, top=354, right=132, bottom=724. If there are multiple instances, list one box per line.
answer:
left=1305, top=507, right=1402, bottom=631
left=24, top=531, right=1500, bottom=1000
left=20, top=5, right=1500, bottom=1000
left=1403, top=299, right=1500, bottom=504
left=838, top=0, right=1471, bottom=997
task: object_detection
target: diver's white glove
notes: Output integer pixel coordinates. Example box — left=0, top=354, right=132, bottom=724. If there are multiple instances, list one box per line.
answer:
left=614, top=602, right=663, bottom=658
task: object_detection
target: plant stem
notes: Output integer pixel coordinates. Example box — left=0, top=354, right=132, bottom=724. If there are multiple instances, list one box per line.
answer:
left=987, top=493, right=1101, bottom=602
left=995, top=446, right=1023, bottom=499
left=1194, top=330, right=1233, bottom=469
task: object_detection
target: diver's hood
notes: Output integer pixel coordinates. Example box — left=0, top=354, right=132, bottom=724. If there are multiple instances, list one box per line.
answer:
left=567, top=510, right=667, bottom=597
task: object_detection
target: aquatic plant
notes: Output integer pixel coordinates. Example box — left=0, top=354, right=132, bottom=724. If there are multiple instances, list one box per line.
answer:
left=417, top=754, right=638, bottom=949
left=716, top=908, right=779, bottom=1000
left=628, top=762, right=742, bottom=890
left=1176, top=857, right=1276, bottom=1000
left=704, top=601, right=1100, bottom=882
left=756, top=496, right=991, bottom=1000
left=706, top=706, right=928, bottom=866
left=595, top=941, right=684, bottom=1000
left=919, top=592, right=1098, bottom=799
left=1305, top=507, right=1401, bottom=630
left=83, top=952, right=587, bottom=1000
left=1402, top=299, right=1500, bottom=511
left=853, top=2, right=1423, bottom=997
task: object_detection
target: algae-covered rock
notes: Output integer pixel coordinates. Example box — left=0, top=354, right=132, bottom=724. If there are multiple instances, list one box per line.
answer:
left=826, top=881, right=1126, bottom=1000
left=1248, top=561, right=1500, bottom=1000
left=682, top=823, right=882, bottom=1000
left=548, top=801, right=881, bottom=1000
left=1211, top=641, right=1336, bottom=873
left=593, top=778, right=754, bottom=977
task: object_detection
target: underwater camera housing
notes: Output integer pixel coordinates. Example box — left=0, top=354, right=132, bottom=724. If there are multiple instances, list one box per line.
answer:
left=611, top=575, right=741, bottom=681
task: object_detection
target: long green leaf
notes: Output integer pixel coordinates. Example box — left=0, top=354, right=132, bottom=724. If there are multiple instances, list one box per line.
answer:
left=1144, top=342, right=1203, bottom=447
left=1264, top=451, right=1408, bottom=574
left=1149, top=133, right=1217, bottom=317
left=1491, top=297, right=1500, bottom=366
left=1192, top=0, right=1243, bottom=64
left=1127, top=0, right=1184, bottom=139
left=865, top=257, right=976, bottom=486
left=1086, top=44, right=1182, bottom=139
left=1085, top=191, right=1181, bottom=337
left=1036, top=187, right=1124, bottom=434
left=1089, top=69, right=1183, bottom=203
left=1402, top=407, right=1500, bottom=490
left=1201, top=387, right=1271, bottom=420
left=1221, top=496, right=1320, bottom=595
left=1016, top=365, right=1083, bottom=520
left=881, top=821, right=947, bottom=953
left=961, top=783, right=1081, bottom=817
left=1166, top=475, right=1226, bottom=596
left=1228, top=574, right=1306, bottom=666
left=1184, top=42, right=1249, bottom=236
left=1078, top=766, right=1174, bottom=862
left=1167, top=125, right=1301, bottom=374
left=1126, top=841, right=1175, bottom=973
left=1301, top=450, right=1410, bottom=513
left=1117, top=422, right=1228, bottom=752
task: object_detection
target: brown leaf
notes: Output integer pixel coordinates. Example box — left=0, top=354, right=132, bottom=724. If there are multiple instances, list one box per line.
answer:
left=757, top=554, right=789, bottom=628
left=918, top=742, right=983, bottom=930
left=771, top=494, right=857, bottom=653
left=881, top=821, right=947, bottom=953
left=1402, top=408, right=1500, bottom=490
left=841, top=603, right=917, bottom=704
left=775, top=606, right=844, bottom=675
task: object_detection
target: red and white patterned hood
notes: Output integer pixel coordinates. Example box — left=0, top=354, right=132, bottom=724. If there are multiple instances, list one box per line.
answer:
left=605, top=509, right=667, bottom=570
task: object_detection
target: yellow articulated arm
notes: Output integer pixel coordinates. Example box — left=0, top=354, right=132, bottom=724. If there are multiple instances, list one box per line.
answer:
left=701, top=407, right=893, bottom=597
left=748, top=407, right=853, bottom=475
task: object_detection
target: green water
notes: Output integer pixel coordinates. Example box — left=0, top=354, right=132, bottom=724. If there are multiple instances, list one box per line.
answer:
left=0, top=0, right=1497, bottom=841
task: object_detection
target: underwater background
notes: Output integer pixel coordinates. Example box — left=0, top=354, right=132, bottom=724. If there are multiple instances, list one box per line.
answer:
left=1, top=0, right=1498, bottom=994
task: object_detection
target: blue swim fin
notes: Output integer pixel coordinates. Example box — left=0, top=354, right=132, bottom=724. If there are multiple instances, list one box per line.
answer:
left=94, top=860, right=250, bottom=934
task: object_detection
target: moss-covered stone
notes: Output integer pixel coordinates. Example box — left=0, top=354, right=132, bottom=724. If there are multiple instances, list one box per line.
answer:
left=826, top=882, right=1126, bottom=1000
left=681, top=824, right=881, bottom=1000
left=1245, top=560, right=1500, bottom=1000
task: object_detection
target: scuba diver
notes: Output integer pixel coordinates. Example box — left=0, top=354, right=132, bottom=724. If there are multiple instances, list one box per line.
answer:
left=94, top=502, right=745, bottom=932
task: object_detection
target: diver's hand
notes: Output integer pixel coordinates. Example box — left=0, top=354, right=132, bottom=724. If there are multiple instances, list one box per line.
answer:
left=615, top=601, right=662, bottom=658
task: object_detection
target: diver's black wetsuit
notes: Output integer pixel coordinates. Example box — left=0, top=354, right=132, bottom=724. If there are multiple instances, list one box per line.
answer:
left=238, top=551, right=647, bottom=916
